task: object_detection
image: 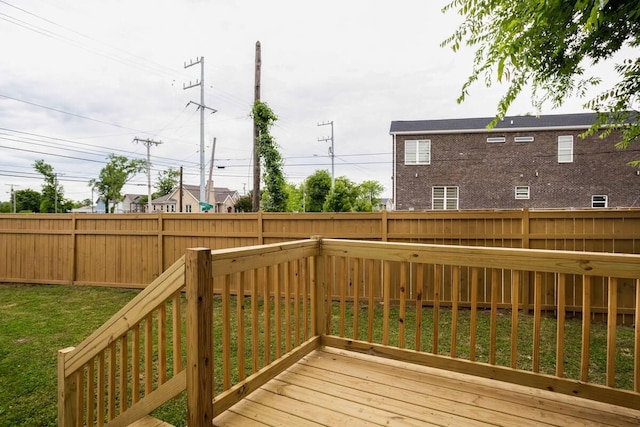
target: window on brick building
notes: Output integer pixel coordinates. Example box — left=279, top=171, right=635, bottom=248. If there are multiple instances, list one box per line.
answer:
left=592, top=195, right=608, bottom=208
left=558, top=135, right=574, bottom=163
left=486, top=136, right=506, bottom=143
left=405, top=140, right=431, bottom=165
left=432, top=186, right=458, bottom=210
left=515, top=186, right=530, bottom=199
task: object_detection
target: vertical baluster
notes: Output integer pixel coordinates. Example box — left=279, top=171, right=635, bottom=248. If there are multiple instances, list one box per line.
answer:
left=398, top=262, right=407, bottom=349
left=222, top=274, right=231, bottom=390
left=264, top=267, right=271, bottom=365
left=302, top=258, right=309, bottom=342
left=76, top=365, right=84, bottom=426
left=510, top=270, right=520, bottom=369
left=325, top=256, right=333, bottom=334
left=108, top=342, right=116, bottom=420
left=87, top=359, right=95, bottom=426
left=433, top=264, right=442, bottom=355
left=144, top=313, right=153, bottom=395
left=158, top=304, right=167, bottom=385
left=132, top=324, right=140, bottom=404
left=250, top=269, right=259, bottom=373
left=274, top=264, right=282, bottom=359
left=470, top=267, right=478, bottom=361
left=415, top=263, right=424, bottom=352
left=556, top=273, right=566, bottom=377
left=285, top=261, right=292, bottom=352
left=606, top=277, right=618, bottom=387
left=339, top=257, right=347, bottom=337
left=97, top=351, right=104, bottom=427
left=238, top=271, right=246, bottom=381
left=382, top=261, right=391, bottom=345
left=119, top=334, right=128, bottom=413
left=581, top=275, right=592, bottom=382
left=533, top=272, right=542, bottom=373
left=172, top=293, right=182, bottom=374
left=489, top=268, right=499, bottom=365
left=450, top=265, right=459, bottom=358
left=353, top=258, right=360, bottom=341
left=294, top=260, right=301, bottom=346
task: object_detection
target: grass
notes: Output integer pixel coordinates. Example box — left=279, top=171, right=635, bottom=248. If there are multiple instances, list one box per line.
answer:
left=0, top=284, right=636, bottom=426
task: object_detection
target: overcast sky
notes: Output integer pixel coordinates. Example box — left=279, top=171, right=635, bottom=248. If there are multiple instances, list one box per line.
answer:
left=0, top=0, right=621, bottom=204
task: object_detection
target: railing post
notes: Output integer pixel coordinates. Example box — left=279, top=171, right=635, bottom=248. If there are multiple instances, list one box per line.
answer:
left=185, top=248, right=214, bottom=427
left=311, top=236, right=326, bottom=336
left=57, top=347, right=77, bottom=427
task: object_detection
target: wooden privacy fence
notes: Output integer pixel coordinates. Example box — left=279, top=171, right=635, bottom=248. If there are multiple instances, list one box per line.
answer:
left=2, top=209, right=640, bottom=320
left=58, top=239, right=640, bottom=426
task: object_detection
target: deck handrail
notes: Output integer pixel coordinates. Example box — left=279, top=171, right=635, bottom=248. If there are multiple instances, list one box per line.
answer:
left=59, top=237, right=640, bottom=426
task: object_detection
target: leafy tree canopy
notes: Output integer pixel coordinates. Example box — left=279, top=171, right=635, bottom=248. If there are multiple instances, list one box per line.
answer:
left=90, top=154, right=146, bottom=213
left=15, top=189, right=42, bottom=213
left=323, top=176, right=356, bottom=213
left=154, top=167, right=180, bottom=199
left=442, top=0, right=640, bottom=163
left=354, top=180, right=384, bottom=212
left=33, top=160, right=71, bottom=213
left=234, top=193, right=253, bottom=212
left=304, top=170, right=332, bottom=212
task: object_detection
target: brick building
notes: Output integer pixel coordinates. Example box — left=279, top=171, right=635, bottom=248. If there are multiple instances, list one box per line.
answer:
left=390, top=113, right=640, bottom=210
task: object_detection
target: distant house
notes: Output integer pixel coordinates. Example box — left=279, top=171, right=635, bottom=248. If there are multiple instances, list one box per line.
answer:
left=123, top=194, right=146, bottom=213
left=389, top=112, right=640, bottom=210
left=95, top=197, right=124, bottom=214
left=151, top=184, right=240, bottom=213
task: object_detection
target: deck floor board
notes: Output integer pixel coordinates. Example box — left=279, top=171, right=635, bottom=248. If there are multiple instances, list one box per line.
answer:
left=212, top=347, right=640, bottom=427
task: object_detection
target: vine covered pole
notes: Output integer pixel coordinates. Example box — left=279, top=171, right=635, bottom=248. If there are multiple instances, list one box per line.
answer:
left=252, top=41, right=262, bottom=211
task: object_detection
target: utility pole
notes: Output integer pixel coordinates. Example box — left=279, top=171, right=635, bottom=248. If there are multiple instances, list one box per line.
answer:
left=133, top=137, right=163, bottom=213
left=179, top=166, right=183, bottom=212
left=6, top=184, right=17, bottom=213
left=318, top=120, right=335, bottom=188
left=54, top=173, right=63, bottom=213
left=252, top=41, right=262, bottom=212
left=184, top=56, right=217, bottom=209
left=207, top=137, right=216, bottom=210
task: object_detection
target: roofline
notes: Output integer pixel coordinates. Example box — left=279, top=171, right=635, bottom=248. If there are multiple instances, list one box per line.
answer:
left=390, top=124, right=592, bottom=136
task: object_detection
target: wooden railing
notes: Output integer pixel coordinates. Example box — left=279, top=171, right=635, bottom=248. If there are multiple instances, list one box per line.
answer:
left=58, top=238, right=640, bottom=426
left=58, top=239, right=319, bottom=427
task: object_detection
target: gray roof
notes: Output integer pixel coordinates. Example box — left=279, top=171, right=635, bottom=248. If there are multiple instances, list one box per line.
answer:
left=389, top=112, right=599, bottom=134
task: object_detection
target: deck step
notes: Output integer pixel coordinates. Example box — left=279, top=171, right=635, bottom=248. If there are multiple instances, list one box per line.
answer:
left=127, top=415, right=174, bottom=427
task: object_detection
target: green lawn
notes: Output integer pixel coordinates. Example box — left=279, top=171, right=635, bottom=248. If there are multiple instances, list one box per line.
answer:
left=0, top=284, right=636, bottom=426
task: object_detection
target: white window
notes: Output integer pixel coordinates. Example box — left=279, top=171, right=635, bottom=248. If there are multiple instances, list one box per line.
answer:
left=592, top=195, right=608, bottom=208
left=185, top=204, right=192, bottom=213
left=515, top=186, right=530, bottom=200
left=558, top=135, right=574, bottom=163
left=486, top=136, right=506, bottom=143
left=514, top=136, right=534, bottom=143
left=432, top=186, right=459, bottom=210
left=405, top=140, right=431, bottom=165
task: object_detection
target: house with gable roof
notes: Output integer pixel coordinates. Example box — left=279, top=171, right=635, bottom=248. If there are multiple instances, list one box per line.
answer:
left=389, top=112, right=640, bottom=210
left=151, top=184, right=240, bottom=213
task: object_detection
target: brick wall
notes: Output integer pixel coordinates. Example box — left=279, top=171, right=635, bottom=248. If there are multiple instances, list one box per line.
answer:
left=394, top=129, right=640, bottom=210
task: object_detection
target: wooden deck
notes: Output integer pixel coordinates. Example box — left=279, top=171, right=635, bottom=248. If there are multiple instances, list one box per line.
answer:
left=213, top=346, right=640, bottom=427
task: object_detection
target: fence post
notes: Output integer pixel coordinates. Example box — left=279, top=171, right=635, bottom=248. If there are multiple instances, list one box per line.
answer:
left=185, top=248, right=214, bottom=427
left=57, top=347, right=77, bottom=427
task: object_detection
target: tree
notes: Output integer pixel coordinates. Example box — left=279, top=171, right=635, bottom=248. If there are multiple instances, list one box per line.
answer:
left=354, top=180, right=384, bottom=212
left=234, top=193, right=253, bottom=212
left=15, top=189, right=42, bottom=213
left=284, top=183, right=304, bottom=212
left=0, top=201, right=11, bottom=213
left=304, top=170, right=332, bottom=212
left=154, top=167, right=180, bottom=198
left=90, top=154, right=146, bottom=214
left=252, top=101, right=287, bottom=212
left=33, top=160, right=71, bottom=213
left=442, top=0, right=640, bottom=164
left=323, top=176, right=356, bottom=213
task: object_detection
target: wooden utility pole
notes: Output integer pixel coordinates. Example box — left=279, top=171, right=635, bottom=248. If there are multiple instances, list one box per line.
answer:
left=179, top=166, right=183, bottom=212
left=252, top=41, right=261, bottom=212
